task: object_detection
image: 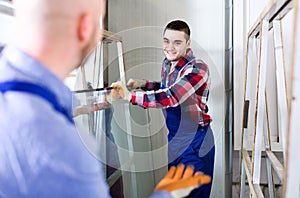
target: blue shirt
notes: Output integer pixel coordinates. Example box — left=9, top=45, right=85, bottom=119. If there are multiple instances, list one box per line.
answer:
left=0, top=46, right=111, bottom=197
left=0, top=46, right=171, bottom=198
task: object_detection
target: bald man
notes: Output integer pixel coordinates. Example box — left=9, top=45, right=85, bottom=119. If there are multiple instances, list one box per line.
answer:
left=0, top=0, right=112, bottom=197
left=0, top=0, right=210, bottom=197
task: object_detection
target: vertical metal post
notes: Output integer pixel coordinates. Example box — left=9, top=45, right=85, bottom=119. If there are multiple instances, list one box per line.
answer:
left=225, top=0, right=233, bottom=197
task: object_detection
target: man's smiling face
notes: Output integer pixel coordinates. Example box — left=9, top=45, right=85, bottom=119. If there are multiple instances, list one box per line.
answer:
left=163, top=29, right=190, bottom=62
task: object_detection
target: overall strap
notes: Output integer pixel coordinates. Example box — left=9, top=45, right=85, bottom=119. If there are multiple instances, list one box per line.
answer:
left=0, top=81, right=74, bottom=124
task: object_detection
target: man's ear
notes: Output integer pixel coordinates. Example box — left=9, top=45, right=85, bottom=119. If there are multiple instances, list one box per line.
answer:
left=187, top=39, right=191, bottom=48
left=77, top=13, right=93, bottom=43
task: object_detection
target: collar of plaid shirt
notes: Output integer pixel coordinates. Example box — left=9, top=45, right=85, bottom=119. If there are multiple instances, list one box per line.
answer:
left=162, top=48, right=195, bottom=86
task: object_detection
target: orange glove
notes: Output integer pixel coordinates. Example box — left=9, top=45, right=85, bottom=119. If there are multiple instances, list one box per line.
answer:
left=154, top=164, right=211, bottom=197
left=110, top=81, right=132, bottom=101
left=127, top=78, right=146, bottom=89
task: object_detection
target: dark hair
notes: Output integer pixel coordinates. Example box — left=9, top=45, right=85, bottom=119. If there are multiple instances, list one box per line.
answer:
left=164, top=20, right=191, bottom=41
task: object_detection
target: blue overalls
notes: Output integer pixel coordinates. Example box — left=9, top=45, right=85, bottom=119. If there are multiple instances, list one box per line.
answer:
left=161, top=67, right=215, bottom=198
left=0, top=81, right=74, bottom=125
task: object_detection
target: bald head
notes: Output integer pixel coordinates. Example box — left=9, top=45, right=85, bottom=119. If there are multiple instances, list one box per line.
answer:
left=14, top=0, right=104, bottom=35
left=13, top=0, right=106, bottom=79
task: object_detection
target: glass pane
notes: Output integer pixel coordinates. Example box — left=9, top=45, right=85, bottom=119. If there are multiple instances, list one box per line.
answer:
left=72, top=42, right=168, bottom=198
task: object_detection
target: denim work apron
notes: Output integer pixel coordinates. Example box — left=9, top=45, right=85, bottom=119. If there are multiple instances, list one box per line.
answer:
left=0, top=81, right=74, bottom=125
left=161, top=80, right=215, bottom=198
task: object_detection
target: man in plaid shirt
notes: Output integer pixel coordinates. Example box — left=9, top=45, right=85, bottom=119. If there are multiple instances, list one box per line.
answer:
left=112, top=20, right=215, bottom=197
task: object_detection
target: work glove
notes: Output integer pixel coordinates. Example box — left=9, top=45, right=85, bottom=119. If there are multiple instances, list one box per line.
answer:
left=154, top=164, right=211, bottom=198
left=127, top=78, right=146, bottom=89
left=110, top=81, right=132, bottom=101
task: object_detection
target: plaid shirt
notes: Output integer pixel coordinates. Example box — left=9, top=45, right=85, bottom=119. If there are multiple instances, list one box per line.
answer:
left=131, top=48, right=211, bottom=126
